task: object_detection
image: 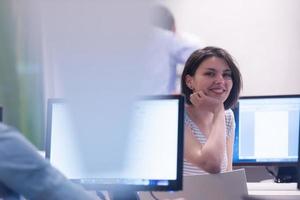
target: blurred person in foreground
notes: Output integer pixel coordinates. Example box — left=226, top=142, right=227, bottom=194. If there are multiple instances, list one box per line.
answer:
left=0, top=123, right=96, bottom=200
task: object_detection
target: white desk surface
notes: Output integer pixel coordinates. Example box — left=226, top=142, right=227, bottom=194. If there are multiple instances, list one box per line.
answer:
left=137, top=183, right=300, bottom=200
left=248, top=182, right=298, bottom=191
left=247, top=182, right=300, bottom=199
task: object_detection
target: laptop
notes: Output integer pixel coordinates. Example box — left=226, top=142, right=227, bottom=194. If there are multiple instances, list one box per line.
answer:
left=139, top=169, right=248, bottom=200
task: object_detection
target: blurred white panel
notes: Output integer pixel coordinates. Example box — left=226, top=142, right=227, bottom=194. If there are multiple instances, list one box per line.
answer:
left=40, top=0, right=154, bottom=173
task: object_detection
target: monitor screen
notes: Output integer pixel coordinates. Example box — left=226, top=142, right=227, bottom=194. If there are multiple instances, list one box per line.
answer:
left=233, top=95, right=300, bottom=166
left=45, top=95, right=184, bottom=195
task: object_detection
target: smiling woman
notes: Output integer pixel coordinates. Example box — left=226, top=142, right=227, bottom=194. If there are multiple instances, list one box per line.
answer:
left=181, top=46, right=242, bottom=175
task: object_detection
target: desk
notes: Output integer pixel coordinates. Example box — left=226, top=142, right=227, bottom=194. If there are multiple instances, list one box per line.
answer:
left=138, top=183, right=300, bottom=200
left=247, top=182, right=300, bottom=200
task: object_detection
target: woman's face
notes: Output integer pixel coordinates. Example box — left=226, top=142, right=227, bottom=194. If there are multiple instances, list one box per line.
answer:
left=186, top=56, right=233, bottom=102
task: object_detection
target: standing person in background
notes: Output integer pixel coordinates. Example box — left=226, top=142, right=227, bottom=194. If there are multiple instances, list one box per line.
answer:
left=148, top=5, right=200, bottom=94
left=0, top=123, right=96, bottom=200
left=181, top=47, right=242, bottom=175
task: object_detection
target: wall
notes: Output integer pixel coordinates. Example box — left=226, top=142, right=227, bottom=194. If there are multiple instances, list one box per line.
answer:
left=43, top=0, right=300, bottom=97
left=165, top=0, right=300, bottom=96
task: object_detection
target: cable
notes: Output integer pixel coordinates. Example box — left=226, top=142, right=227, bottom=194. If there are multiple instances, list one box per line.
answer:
left=96, top=191, right=107, bottom=200
left=265, top=166, right=277, bottom=179
left=150, top=191, right=160, bottom=200
left=265, top=166, right=285, bottom=183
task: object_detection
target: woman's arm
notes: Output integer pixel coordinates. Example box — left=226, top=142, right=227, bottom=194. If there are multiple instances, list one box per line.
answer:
left=184, top=104, right=226, bottom=173
left=226, top=133, right=234, bottom=171
left=226, top=111, right=236, bottom=171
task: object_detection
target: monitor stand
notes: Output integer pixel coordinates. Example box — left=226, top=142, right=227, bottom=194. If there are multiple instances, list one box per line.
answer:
left=109, top=190, right=140, bottom=200
left=275, top=166, right=298, bottom=183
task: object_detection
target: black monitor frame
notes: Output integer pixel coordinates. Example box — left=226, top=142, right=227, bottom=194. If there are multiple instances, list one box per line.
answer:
left=0, top=106, right=2, bottom=122
left=233, top=94, right=300, bottom=167
left=296, top=110, right=300, bottom=190
left=45, top=95, right=184, bottom=194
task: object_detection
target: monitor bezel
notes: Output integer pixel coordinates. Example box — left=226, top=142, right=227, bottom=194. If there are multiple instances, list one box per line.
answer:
left=45, top=95, right=184, bottom=191
left=233, top=94, right=300, bottom=166
left=0, top=106, right=3, bottom=122
left=297, top=107, right=300, bottom=189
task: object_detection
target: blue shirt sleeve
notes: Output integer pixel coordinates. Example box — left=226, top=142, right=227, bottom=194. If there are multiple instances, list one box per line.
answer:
left=0, top=123, right=95, bottom=200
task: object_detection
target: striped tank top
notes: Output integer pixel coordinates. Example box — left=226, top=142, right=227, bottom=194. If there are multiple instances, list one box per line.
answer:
left=183, top=109, right=235, bottom=176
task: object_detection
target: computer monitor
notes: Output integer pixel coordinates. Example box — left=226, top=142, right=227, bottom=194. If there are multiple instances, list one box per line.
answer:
left=45, top=95, right=184, bottom=199
left=233, top=95, right=300, bottom=166
left=233, top=95, right=300, bottom=183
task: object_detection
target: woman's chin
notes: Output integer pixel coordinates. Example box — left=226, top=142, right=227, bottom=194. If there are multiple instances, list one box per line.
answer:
left=208, top=92, right=228, bottom=101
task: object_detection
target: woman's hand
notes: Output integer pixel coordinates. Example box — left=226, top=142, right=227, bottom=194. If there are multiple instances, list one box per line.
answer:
left=189, top=91, right=223, bottom=113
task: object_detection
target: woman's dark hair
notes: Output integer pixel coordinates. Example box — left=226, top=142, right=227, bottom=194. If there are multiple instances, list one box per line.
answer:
left=181, top=46, right=242, bottom=110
